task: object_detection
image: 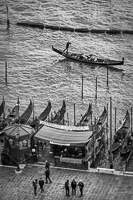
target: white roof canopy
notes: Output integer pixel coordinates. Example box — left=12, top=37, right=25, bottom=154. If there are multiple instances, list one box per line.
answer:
left=35, top=124, right=93, bottom=146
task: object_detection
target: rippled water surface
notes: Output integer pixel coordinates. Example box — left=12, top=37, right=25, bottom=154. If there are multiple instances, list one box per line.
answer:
left=0, top=0, right=133, bottom=127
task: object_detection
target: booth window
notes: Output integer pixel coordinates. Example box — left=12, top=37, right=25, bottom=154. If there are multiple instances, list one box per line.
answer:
left=22, top=140, right=28, bottom=147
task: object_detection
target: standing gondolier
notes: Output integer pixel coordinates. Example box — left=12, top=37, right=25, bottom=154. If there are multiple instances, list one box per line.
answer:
left=63, top=41, right=71, bottom=53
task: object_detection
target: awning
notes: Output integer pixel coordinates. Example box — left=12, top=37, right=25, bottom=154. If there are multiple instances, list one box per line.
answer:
left=35, top=125, right=93, bottom=146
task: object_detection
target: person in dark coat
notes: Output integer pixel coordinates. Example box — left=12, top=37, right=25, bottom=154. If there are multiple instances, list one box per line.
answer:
left=32, top=179, right=37, bottom=196
left=45, top=160, right=50, bottom=170
left=39, top=178, right=44, bottom=193
left=45, top=169, right=52, bottom=183
left=65, top=180, right=70, bottom=197
left=63, top=41, right=71, bottom=53
left=71, top=179, right=77, bottom=195
left=78, top=180, right=84, bottom=196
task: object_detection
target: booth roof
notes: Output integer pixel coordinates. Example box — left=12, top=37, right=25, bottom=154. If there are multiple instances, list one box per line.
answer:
left=3, top=124, right=34, bottom=138
left=35, top=125, right=93, bottom=146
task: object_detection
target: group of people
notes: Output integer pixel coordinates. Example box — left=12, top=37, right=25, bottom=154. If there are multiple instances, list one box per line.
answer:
left=65, top=179, right=84, bottom=197
left=32, top=160, right=52, bottom=196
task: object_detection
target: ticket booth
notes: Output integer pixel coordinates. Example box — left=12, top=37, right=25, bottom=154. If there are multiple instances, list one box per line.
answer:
left=1, top=124, right=34, bottom=165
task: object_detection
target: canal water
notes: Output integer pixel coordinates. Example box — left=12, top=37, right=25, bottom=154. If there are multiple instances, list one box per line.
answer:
left=0, top=0, right=133, bottom=131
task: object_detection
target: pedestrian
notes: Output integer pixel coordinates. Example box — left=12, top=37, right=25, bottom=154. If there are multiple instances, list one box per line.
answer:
left=78, top=180, right=84, bottom=197
left=63, top=41, right=71, bottom=53
left=39, top=177, right=44, bottom=193
left=45, top=160, right=50, bottom=170
left=45, top=168, right=52, bottom=184
left=65, top=180, right=70, bottom=197
left=71, top=179, right=77, bottom=195
left=32, top=179, right=37, bottom=196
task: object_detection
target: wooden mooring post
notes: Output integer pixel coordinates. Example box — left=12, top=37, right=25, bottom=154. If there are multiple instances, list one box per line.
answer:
left=109, top=97, right=113, bottom=169
left=67, top=113, right=69, bottom=126
left=95, top=76, right=97, bottom=99
left=107, top=65, right=109, bottom=86
left=5, top=61, right=7, bottom=85
left=6, top=5, right=10, bottom=30
left=74, top=103, right=76, bottom=126
left=115, top=107, right=116, bottom=133
left=81, top=75, right=83, bottom=99
left=106, top=103, right=108, bottom=148
left=131, top=107, right=132, bottom=133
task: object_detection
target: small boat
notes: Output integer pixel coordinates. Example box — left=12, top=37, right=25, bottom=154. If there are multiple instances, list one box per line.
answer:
left=51, top=100, right=66, bottom=124
left=76, top=103, right=92, bottom=126
left=13, top=100, right=33, bottom=124
left=52, top=46, right=124, bottom=69
left=111, top=110, right=130, bottom=154
left=30, top=100, right=52, bottom=129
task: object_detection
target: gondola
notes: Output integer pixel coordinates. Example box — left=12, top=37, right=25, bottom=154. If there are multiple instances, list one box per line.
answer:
left=97, top=107, right=107, bottom=126
left=120, top=134, right=132, bottom=157
left=0, top=104, right=19, bottom=133
left=52, top=45, right=124, bottom=68
left=30, top=100, right=52, bottom=129
left=76, top=103, right=92, bottom=126
left=111, top=110, right=130, bottom=154
left=51, top=100, right=66, bottom=124
left=13, top=100, right=33, bottom=124
left=0, top=98, right=5, bottom=118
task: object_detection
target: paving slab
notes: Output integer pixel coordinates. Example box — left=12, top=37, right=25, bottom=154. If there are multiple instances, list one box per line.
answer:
left=0, top=165, right=133, bottom=200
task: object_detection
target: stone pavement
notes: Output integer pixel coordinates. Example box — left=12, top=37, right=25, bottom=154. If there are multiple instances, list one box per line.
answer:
left=0, top=165, right=133, bottom=200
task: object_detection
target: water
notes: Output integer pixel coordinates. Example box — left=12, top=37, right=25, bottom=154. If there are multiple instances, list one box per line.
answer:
left=0, top=0, right=133, bottom=129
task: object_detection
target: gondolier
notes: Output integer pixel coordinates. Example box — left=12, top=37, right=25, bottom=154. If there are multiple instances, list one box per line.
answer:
left=63, top=41, right=71, bottom=53
left=52, top=45, right=124, bottom=69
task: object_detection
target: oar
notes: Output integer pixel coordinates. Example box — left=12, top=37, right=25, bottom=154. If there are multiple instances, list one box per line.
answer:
left=53, top=50, right=66, bottom=65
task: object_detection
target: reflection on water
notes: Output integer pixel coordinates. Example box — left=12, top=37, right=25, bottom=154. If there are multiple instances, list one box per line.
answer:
left=0, top=0, right=133, bottom=128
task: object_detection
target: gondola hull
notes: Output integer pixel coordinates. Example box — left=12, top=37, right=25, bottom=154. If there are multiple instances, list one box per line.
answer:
left=52, top=46, right=124, bottom=69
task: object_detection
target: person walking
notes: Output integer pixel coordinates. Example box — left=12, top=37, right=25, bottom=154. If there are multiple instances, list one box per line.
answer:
left=32, top=179, right=37, bottom=196
left=65, top=180, right=70, bottom=197
left=39, top=178, right=44, bottom=193
left=78, top=180, right=84, bottom=197
left=71, top=179, right=77, bottom=195
left=45, top=168, right=52, bottom=184
left=45, top=160, right=50, bottom=170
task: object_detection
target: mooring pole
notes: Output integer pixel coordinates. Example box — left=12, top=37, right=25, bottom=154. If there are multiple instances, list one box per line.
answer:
left=131, top=107, right=132, bottom=134
left=109, top=97, right=113, bottom=168
left=91, top=103, right=93, bottom=125
left=95, top=76, right=97, bottom=99
left=5, top=61, right=7, bottom=85
left=74, top=103, right=76, bottom=126
left=115, top=107, right=116, bottom=133
left=33, top=102, right=34, bottom=121
left=107, top=66, right=109, bottom=86
left=106, top=103, right=108, bottom=148
left=6, top=5, right=10, bottom=30
left=67, top=113, right=69, bottom=126
left=81, top=75, right=83, bottom=99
